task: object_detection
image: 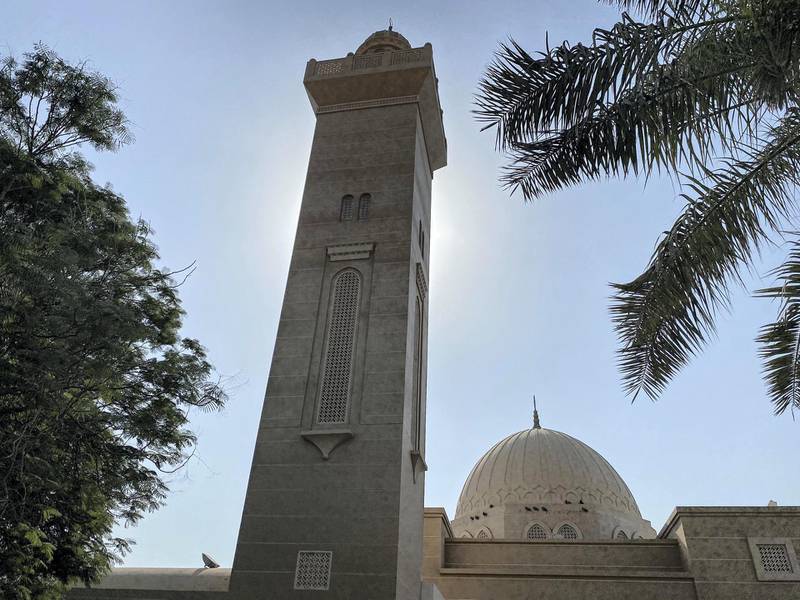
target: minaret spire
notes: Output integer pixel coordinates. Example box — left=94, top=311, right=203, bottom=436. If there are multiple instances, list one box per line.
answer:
left=533, top=395, right=541, bottom=429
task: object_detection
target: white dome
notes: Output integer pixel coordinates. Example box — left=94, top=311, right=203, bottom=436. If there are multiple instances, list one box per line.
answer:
left=452, top=423, right=655, bottom=540
left=456, top=427, right=640, bottom=517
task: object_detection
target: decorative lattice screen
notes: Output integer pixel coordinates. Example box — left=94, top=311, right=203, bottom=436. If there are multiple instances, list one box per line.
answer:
left=526, top=524, right=548, bottom=540
left=476, top=529, right=489, bottom=539
left=616, top=530, right=629, bottom=540
left=758, top=544, right=794, bottom=573
left=358, top=194, right=370, bottom=220
left=294, top=551, right=332, bottom=590
left=557, top=524, right=579, bottom=540
left=317, top=270, right=360, bottom=423
left=340, top=195, right=354, bottom=221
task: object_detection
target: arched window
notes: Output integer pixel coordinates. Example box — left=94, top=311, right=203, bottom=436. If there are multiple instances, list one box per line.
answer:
left=615, top=530, right=628, bottom=540
left=526, top=523, right=549, bottom=540
left=556, top=523, right=580, bottom=540
left=358, top=193, right=370, bottom=220
left=317, top=270, right=361, bottom=423
left=340, top=195, right=354, bottom=221
left=476, top=529, right=490, bottom=539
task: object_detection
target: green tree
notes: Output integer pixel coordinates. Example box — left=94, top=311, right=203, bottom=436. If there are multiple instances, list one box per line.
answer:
left=477, top=0, right=800, bottom=412
left=0, top=46, right=226, bottom=598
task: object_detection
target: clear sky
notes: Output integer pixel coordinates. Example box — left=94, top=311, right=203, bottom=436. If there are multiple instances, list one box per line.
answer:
left=5, top=0, right=799, bottom=569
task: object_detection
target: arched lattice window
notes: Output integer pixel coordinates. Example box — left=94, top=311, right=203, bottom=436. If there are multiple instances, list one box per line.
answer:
left=317, top=270, right=361, bottom=423
left=616, top=530, right=629, bottom=540
left=556, top=524, right=579, bottom=540
left=340, top=195, right=354, bottom=221
left=476, top=529, right=490, bottom=539
left=526, top=523, right=549, bottom=540
left=358, top=193, right=370, bottom=220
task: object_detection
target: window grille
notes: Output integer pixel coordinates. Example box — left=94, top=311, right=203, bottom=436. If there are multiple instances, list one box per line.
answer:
left=526, top=524, right=548, bottom=540
left=317, top=270, right=360, bottom=423
left=556, top=524, right=579, bottom=540
left=294, top=551, right=332, bottom=590
left=340, top=195, right=354, bottom=221
left=758, top=544, right=794, bottom=573
left=358, top=193, right=370, bottom=220
left=615, top=530, right=628, bottom=539
left=476, top=529, right=489, bottom=539
left=411, top=297, right=423, bottom=450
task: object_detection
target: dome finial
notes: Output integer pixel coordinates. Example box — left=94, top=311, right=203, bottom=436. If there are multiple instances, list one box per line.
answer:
left=388, top=17, right=393, bottom=32
left=533, top=395, right=541, bottom=429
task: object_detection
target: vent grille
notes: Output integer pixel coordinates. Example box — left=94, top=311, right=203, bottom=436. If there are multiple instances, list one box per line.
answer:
left=317, top=270, right=360, bottom=423
left=294, top=551, right=332, bottom=590
left=526, top=524, right=548, bottom=540
left=556, top=524, right=579, bottom=540
left=758, top=544, right=794, bottom=573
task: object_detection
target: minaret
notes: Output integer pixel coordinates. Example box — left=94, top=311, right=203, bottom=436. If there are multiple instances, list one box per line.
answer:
left=230, top=29, right=446, bottom=599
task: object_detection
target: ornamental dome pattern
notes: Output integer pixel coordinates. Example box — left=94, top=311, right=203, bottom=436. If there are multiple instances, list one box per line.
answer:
left=455, top=427, right=641, bottom=519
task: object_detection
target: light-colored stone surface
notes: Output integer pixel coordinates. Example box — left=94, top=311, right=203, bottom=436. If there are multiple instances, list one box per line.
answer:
left=452, top=425, right=655, bottom=541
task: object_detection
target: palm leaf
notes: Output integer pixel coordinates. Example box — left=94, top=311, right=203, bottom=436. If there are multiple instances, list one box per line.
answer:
left=612, top=109, right=800, bottom=398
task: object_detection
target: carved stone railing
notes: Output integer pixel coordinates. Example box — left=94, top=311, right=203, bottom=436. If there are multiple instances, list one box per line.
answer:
left=311, top=46, right=428, bottom=77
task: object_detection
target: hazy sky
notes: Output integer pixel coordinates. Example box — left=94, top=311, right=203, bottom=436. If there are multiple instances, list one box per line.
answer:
left=6, top=0, right=798, bottom=568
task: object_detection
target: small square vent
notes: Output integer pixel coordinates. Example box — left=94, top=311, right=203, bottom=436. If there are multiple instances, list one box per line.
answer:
left=748, top=538, right=800, bottom=581
left=758, top=544, right=793, bottom=573
left=294, top=550, right=332, bottom=591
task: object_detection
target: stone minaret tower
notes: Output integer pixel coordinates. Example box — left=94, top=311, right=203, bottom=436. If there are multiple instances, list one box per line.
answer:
left=230, top=29, right=446, bottom=599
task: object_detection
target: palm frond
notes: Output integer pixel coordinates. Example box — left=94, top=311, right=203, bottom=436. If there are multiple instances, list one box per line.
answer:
left=756, top=240, right=800, bottom=414
left=611, top=109, right=800, bottom=398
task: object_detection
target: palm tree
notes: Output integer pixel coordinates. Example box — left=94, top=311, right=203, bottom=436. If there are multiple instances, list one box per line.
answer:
left=476, top=0, right=800, bottom=414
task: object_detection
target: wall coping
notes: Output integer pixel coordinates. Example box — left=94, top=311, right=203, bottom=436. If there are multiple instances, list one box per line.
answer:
left=72, top=568, right=231, bottom=591
left=425, top=506, right=454, bottom=538
left=659, top=506, right=800, bottom=538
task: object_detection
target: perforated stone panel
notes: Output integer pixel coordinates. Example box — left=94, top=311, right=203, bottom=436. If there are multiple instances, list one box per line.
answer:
left=526, top=524, right=548, bottom=540
left=748, top=537, right=800, bottom=581
left=317, top=270, right=361, bottom=424
left=758, top=544, right=793, bottom=573
left=340, top=195, right=354, bottom=220
left=294, top=551, right=332, bottom=590
left=358, top=194, right=370, bottom=220
left=476, top=529, right=489, bottom=539
left=556, top=524, right=579, bottom=540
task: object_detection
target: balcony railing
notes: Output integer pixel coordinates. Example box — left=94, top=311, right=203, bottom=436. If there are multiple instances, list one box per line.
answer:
left=311, top=48, right=427, bottom=77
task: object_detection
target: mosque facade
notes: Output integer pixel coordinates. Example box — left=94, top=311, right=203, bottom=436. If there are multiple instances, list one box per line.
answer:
left=69, top=29, right=800, bottom=600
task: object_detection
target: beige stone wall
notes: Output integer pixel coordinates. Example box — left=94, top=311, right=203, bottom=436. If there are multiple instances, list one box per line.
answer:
left=425, top=506, right=800, bottom=600
left=662, top=507, right=800, bottom=600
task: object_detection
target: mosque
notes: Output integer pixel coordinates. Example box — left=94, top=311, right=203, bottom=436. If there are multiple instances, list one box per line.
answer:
left=69, top=28, right=800, bottom=600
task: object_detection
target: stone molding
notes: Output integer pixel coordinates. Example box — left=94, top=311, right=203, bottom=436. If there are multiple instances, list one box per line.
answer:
left=316, top=95, right=419, bottom=115
left=416, top=262, right=428, bottom=300
left=301, top=429, right=354, bottom=460
left=327, top=242, right=374, bottom=262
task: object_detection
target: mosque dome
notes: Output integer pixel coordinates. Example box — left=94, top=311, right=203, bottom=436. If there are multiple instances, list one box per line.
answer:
left=452, top=412, right=656, bottom=540
left=355, top=28, right=412, bottom=54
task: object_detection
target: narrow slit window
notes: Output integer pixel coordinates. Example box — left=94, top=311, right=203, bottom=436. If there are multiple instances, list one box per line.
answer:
left=340, top=195, right=354, bottom=221
left=418, top=221, right=425, bottom=257
left=317, top=270, right=361, bottom=423
left=411, top=297, right=423, bottom=451
left=358, top=193, right=370, bottom=220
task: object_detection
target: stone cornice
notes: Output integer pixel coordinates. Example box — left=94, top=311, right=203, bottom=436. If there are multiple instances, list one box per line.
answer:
left=327, top=242, right=374, bottom=262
